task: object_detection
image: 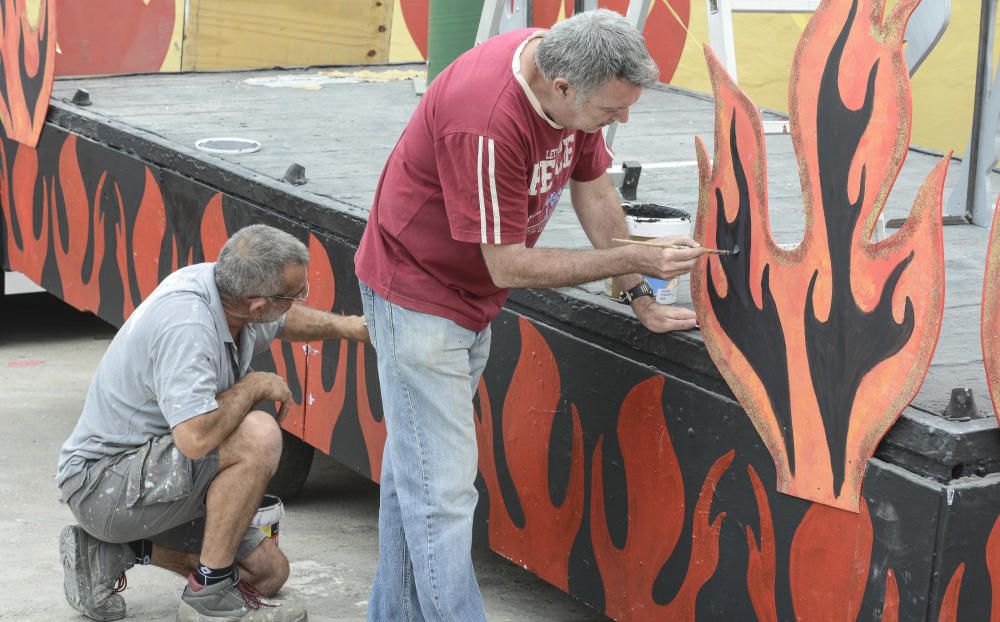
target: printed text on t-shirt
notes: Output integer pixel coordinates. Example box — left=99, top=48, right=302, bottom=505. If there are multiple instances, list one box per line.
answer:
left=528, top=135, right=575, bottom=196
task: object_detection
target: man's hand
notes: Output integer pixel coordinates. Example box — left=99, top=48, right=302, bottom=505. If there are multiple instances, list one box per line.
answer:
left=630, top=296, right=698, bottom=333
left=342, top=315, right=370, bottom=344
left=627, top=235, right=706, bottom=281
left=247, top=371, right=293, bottom=422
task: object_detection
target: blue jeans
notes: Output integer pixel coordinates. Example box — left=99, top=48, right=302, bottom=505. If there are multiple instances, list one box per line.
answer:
left=359, top=281, right=491, bottom=621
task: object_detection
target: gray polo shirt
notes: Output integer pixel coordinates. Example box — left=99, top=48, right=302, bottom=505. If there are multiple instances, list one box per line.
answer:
left=56, top=263, right=284, bottom=491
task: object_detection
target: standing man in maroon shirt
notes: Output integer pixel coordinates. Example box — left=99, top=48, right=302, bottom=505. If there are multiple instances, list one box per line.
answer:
left=355, top=9, right=705, bottom=620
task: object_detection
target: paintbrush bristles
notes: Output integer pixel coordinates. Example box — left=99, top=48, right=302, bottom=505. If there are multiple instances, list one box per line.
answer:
left=610, top=237, right=736, bottom=255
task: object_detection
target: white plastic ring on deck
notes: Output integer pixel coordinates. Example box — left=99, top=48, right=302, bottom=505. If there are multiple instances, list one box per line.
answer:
left=194, top=137, right=262, bottom=155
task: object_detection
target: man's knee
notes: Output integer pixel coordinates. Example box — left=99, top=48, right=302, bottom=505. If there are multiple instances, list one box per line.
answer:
left=230, top=411, right=283, bottom=471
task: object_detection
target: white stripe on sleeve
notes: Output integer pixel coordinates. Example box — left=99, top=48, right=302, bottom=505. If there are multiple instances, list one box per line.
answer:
left=488, top=139, right=501, bottom=244
left=477, top=136, right=487, bottom=244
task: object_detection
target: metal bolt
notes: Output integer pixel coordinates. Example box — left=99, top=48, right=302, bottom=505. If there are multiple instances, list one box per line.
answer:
left=70, top=89, right=91, bottom=106
left=942, top=387, right=978, bottom=421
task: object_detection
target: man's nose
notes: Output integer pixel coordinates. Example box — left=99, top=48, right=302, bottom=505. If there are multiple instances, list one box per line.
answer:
left=615, top=108, right=630, bottom=124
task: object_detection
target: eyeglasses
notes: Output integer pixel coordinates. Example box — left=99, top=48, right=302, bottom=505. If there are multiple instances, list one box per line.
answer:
left=251, top=283, right=309, bottom=303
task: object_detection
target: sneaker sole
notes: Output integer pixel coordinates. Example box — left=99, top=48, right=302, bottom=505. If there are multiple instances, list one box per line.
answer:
left=176, top=600, right=241, bottom=622
left=60, top=525, right=126, bottom=622
left=176, top=599, right=307, bottom=622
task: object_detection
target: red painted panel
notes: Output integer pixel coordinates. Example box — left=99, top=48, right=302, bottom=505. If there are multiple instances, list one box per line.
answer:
left=600, top=0, right=689, bottom=83
left=55, top=0, right=175, bottom=76
left=399, top=0, right=429, bottom=59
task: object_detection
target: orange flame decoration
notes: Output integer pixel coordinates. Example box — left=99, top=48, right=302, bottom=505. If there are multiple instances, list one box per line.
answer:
left=590, top=377, right=683, bottom=618
left=590, top=376, right=731, bottom=621
left=474, top=317, right=585, bottom=591
left=987, top=515, right=1000, bottom=621
left=983, top=196, right=1000, bottom=423
left=789, top=502, right=872, bottom=619
left=199, top=194, right=227, bottom=262
left=302, top=234, right=347, bottom=447
left=2, top=134, right=172, bottom=316
left=114, top=166, right=170, bottom=319
left=119, top=167, right=167, bottom=317
left=1, top=138, right=45, bottom=283
left=356, top=344, right=386, bottom=482
left=938, top=563, right=964, bottom=622
left=0, top=0, right=55, bottom=147
left=691, top=0, right=946, bottom=511
left=54, top=134, right=104, bottom=312
left=745, top=465, right=777, bottom=622
left=882, top=568, right=899, bottom=622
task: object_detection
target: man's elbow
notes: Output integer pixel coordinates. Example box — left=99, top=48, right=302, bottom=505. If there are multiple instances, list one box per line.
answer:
left=172, top=428, right=211, bottom=461
left=488, top=270, right=516, bottom=289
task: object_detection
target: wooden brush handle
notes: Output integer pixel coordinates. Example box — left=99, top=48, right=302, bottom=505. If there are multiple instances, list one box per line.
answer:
left=610, top=238, right=730, bottom=255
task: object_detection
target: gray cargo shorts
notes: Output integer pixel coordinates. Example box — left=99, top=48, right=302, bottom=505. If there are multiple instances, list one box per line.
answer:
left=60, top=434, right=265, bottom=562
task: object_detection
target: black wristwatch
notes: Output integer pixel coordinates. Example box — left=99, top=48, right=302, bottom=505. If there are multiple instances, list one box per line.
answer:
left=618, top=281, right=654, bottom=304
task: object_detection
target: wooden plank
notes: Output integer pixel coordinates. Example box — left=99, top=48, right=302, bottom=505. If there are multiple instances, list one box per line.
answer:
left=182, top=0, right=392, bottom=71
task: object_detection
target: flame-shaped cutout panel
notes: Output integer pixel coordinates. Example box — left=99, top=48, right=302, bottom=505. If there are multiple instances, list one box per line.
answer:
left=0, top=0, right=56, bottom=147
left=691, top=0, right=945, bottom=511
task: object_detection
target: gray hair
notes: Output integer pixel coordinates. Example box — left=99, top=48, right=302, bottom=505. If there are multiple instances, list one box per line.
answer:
left=536, top=8, right=659, bottom=102
left=214, top=224, right=309, bottom=301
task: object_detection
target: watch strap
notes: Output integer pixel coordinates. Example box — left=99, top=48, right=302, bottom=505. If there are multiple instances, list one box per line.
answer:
left=619, top=281, right=654, bottom=304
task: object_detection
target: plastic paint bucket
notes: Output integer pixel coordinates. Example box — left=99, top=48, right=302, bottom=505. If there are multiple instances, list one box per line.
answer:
left=623, top=204, right=692, bottom=305
left=252, top=494, right=284, bottom=545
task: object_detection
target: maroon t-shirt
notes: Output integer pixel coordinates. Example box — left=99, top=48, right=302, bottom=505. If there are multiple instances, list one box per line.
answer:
left=355, top=29, right=613, bottom=331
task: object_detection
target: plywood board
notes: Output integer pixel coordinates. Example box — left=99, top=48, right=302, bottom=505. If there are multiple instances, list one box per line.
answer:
left=182, top=0, right=392, bottom=71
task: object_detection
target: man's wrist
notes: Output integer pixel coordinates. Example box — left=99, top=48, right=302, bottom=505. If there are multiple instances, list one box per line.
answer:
left=618, top=280, right=655, bottom=305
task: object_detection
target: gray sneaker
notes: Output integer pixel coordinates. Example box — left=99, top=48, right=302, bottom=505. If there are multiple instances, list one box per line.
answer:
left=60, top=525, right=134, bottom=621
left=176, top=570, right=307, bottom=622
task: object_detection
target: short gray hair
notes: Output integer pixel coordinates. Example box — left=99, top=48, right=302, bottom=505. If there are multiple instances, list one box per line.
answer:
left=536, top=8, right=659, bottom=102
left=215, top=224, right=309, bottom=301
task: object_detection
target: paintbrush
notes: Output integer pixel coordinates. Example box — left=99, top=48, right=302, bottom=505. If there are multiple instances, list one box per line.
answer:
left=611, top=238, right=740, bottom=256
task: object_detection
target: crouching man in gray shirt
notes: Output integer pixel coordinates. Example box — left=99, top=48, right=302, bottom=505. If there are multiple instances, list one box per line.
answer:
left=56, top=224, right=369, bottom=622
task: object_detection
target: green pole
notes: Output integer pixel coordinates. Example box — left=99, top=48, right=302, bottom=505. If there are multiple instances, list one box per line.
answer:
left=426, top=0, right=487, bottom=85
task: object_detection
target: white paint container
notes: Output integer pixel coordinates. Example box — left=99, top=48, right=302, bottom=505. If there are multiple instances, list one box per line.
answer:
left=623, top=204, right=692, bottom=305
left=252, top=494, right=285, bottom=545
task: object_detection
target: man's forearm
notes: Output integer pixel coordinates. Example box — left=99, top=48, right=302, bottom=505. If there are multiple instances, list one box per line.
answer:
left=570, top=177, right=643, bottom=289
left=484, top=245, right=637, bottom=289
left=172, top=375, right=264, bottom=460
left=278, top=304, right=368, bottom=342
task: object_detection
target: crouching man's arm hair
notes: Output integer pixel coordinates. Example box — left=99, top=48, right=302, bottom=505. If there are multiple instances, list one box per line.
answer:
left=172, top=371, right=292, bottom=460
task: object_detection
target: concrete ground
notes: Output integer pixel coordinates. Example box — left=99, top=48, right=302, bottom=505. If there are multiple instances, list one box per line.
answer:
left=0, top=284, right=608, bottom=622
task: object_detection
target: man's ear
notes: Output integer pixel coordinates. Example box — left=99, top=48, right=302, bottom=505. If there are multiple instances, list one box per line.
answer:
left=248, top=297, right=268, bottom=315
left=553, top=78, right=572, bottom=100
